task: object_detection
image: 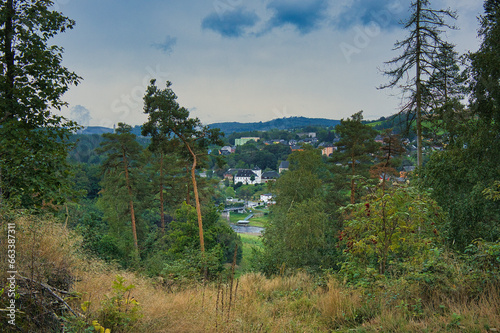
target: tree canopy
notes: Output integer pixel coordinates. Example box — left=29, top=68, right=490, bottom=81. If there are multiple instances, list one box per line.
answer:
left=0, top=0, right=80, bottom=207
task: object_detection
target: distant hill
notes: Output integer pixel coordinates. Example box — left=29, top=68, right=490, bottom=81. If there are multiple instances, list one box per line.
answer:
left=79, top=126, right=114, bottom=135
left=80, top=125, right=143, bottom=136
left=80, top=118, right=341, bottom=136
left=208, top=117, right=341, bottom=134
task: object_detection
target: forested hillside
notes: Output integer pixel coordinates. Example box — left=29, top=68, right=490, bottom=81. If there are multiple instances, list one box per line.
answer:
left=208, top=116, right=341, bottom=134
left=1, top=0, right=500, bottom=332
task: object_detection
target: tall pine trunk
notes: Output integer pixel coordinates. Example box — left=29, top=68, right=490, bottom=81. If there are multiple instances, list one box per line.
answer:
left=159, top=153, right=165, bottom=233
left=2, top=0, right=15, bottom=123
left=122, top=150, right=139, bottom=254
left=350, top=153, right=356, bottom=204
left=415, top=0, right=423, bottom=167
left=190, top=154, right=205, bottom=252
left=179, top=136, right=205, bottom=253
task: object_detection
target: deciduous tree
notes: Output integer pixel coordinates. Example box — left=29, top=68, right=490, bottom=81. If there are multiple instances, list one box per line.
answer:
left=341, top=186, right=445, bottom=276
left=260, top=149, right=337, bottom=274
left=0, top=0, right=81, bottom=206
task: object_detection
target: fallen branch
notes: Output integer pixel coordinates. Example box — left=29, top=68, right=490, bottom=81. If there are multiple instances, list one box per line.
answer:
left=16, top=274, right=81, bottom=318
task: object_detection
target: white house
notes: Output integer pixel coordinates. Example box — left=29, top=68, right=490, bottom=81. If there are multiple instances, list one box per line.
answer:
left=260, top=193, right=274, bottom=204
left=234, top=168, right=262, bottom=185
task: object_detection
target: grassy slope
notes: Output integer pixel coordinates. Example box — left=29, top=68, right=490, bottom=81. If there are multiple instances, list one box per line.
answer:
left=3, top=212, right=499, bottom=333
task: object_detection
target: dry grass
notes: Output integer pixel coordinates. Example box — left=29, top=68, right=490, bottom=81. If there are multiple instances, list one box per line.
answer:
left=2, top=213, right=500, bottom=333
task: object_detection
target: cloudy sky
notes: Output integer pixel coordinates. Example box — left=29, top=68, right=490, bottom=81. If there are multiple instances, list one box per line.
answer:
left=52, top=0, right=484, bottom=127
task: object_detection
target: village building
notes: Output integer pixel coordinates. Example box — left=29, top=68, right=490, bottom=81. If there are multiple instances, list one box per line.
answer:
left=235, top=137, right=260, bottom=146
left=261, top=171, right=280, bottom=182
left=279, top=161, right=289, bottom=173
left=234, top=168, right=262, bottom=185
left=260, top=193, right=275, bottom=205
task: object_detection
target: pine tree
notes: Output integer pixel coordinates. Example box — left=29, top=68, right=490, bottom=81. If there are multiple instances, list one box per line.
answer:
left=331, top=111, right=379, bottom=204
left=380, top=0, right=457, bottom=166
left=422, top=0, right=500, bottom=250
left=469, top=0, right=500, bottom=127
left=97, top=123, right=145, bottom=256
left=142, top=80, right=223, bottom=253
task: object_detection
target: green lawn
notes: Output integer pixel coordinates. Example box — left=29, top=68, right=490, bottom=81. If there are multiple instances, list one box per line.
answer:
left=237, top=233, right=263, bottom=273
left=227, top=210, right=269, bottom=227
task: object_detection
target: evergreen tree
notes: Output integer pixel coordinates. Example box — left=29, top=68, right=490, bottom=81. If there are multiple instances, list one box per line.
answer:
left=425, top=43, right=467, bottom=143
left=97, top=123, right=146, bottom=256
left=330, top=111, right=379, bottom=204
left=380, top=0, right=457, bottom=166
left=422, top=0, right=500, bottom=250
left=142, top=79, right=223, bottom=253
left=469, top=0, right=500, bottom=127
left=427, top=43, right=466, bottom=107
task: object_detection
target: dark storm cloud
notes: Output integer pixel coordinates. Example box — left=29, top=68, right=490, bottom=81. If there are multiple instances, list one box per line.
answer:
left=201, top=7, right=260, bottom=38
left=265, top=0, right=329, bottom=34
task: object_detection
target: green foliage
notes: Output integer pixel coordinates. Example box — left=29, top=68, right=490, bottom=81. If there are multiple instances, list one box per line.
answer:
left=340, top=186, right=446, bottom=280
left=225, top=186, right=236, bottom=198
left=70, top=162, right=102, bottom=200
left=97, top=123, right=151, bottom=259
left=468, top=0, right=500, bottom=128
left=0, top=0, right=81, bottom=208
left=96, top=276, right=142, bottom=332
left=65, top=201, right=125, bottom=263
left=142, top=79, right=224, bottom=253
left=66, top=276, right=141, bottom=332
left=421, top=120, right=500, bottom=250
left=330, top=111, right=379, bottom=205
left=422, top=1, right=500, bottom=252
left=68, top=134, right=107, bottom=164
left=483, top=181, right=500, bottom=201
left=464, top=239, right=500, bottom=285
left=0, top=125, right=80, bottom=207
left=259, top=149, right=339, bottom=274
left=228, top=141, right=291, bottom=171
left=141, top=202, right=241, bottom=278
left=161, top=247, right=224, bottom=285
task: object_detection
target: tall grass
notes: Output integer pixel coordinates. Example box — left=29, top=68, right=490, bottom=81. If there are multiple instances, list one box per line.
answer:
left=2, top=213, right=499, bottom=332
